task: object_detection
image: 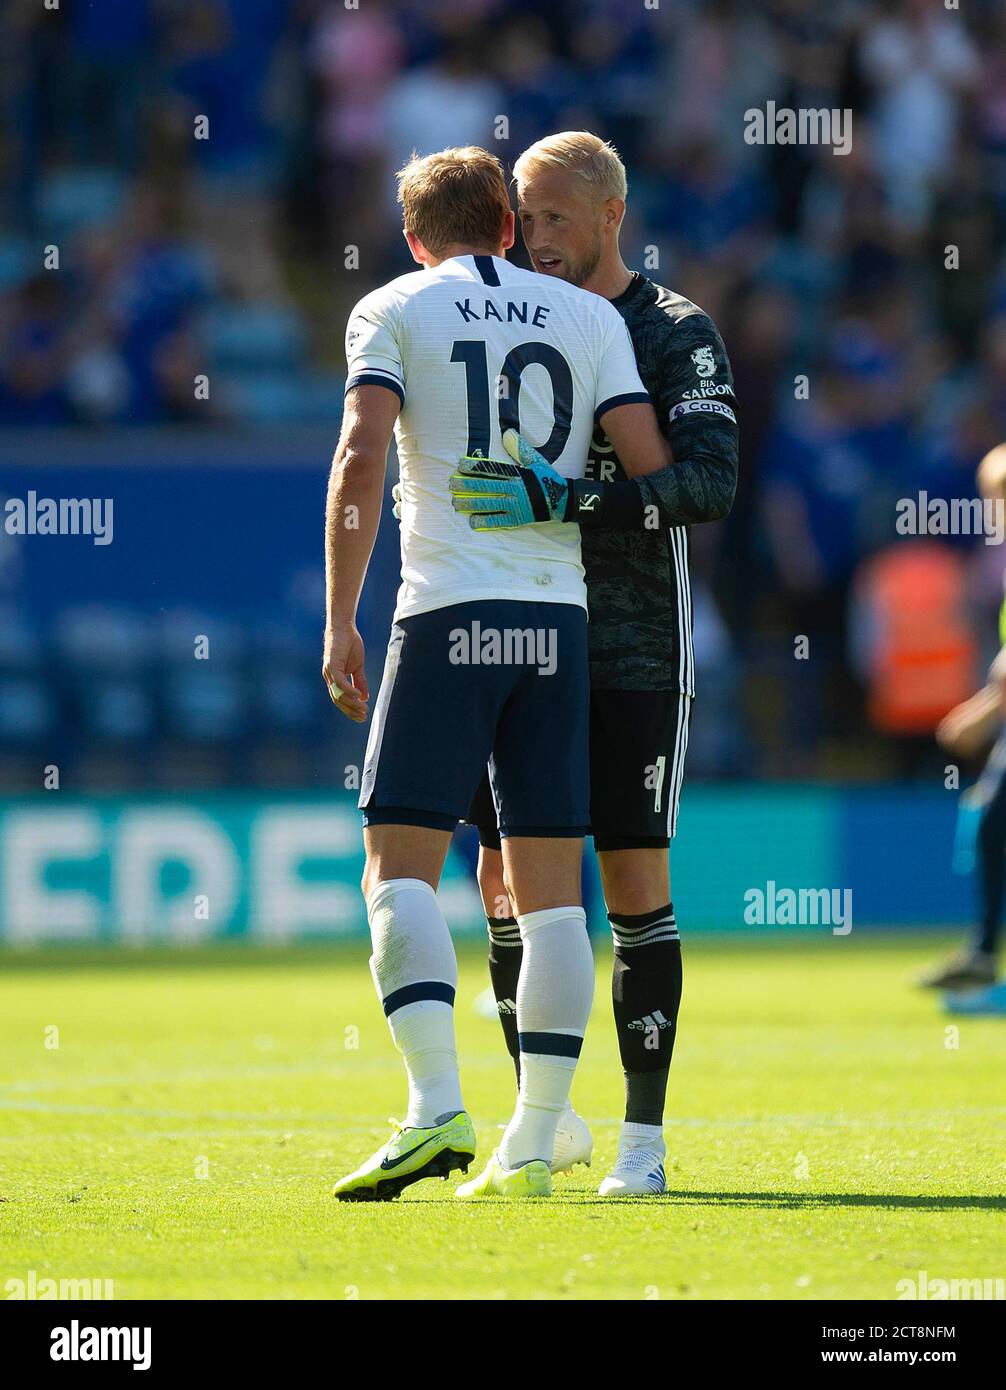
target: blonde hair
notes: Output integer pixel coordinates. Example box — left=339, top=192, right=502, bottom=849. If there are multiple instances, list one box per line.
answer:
left=397, top=147, right=511, bottom=256
left=978, top=443, right=1006, bottom=501
left=513, top=131, right=627, bottom=202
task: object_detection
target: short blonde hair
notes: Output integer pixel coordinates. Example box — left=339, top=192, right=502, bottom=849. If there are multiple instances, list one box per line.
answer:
left=513, top=131, right=627, bottom=202
left=397, top=147, right=511, bottom=257
left=978, top=443, right=1006, bottom=500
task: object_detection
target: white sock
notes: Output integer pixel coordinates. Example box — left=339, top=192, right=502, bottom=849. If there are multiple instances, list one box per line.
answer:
left=384, top=1000, right=463, bottom=1127
left=498, top=905, right=593, bottom=1169
left=366, top=878, right=463, bottom=1128
left=620, top=1120, right=663, bottom=1152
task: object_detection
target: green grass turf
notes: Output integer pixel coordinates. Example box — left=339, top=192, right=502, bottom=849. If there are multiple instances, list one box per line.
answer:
left=1, top=933, right=1003, bottom=1300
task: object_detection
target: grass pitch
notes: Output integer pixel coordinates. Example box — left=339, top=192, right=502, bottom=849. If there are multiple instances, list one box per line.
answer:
left=1, top=933, right=1003, bottom=1300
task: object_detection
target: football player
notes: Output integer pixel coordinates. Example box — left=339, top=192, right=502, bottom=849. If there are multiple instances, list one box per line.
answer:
left=930, top=443, right=1006, bottom=1010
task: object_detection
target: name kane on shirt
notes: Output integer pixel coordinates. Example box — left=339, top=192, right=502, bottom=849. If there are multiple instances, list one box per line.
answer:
left=454, top=298, right=552, bottom=328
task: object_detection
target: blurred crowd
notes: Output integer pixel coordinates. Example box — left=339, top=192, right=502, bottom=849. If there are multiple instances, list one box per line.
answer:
left=3, top=0, right=1006, bottom=785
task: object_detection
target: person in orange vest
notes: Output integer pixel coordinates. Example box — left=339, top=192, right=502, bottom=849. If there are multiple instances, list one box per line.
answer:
left=922, top=443, right=1006, bottom=999
left=852, top=526, right=977, bottom=780
left=856, top=542, right=976, bottom=759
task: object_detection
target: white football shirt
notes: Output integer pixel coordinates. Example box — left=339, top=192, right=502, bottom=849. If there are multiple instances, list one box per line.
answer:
left=345, top=253, right=649, bottom=621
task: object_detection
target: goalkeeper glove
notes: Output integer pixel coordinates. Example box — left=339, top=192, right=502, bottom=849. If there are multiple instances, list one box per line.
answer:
left=450, top=430, right=644, bottom=530
left=449, top=429, right=584, bottom=528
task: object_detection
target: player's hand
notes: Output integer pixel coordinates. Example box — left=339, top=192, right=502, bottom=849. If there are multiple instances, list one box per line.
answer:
left=449, top=429, right=571, bottom=529
left=322, top=621, right=369, bottom=723
left=935, top=691, right=996, bottom=758
left=935, top=712, right=974, bottom=758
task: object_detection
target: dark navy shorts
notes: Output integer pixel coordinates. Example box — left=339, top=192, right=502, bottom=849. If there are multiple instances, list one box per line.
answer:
left=467, top=687, right=693, bottom=852
left=360, top=600, right=590, bottom=838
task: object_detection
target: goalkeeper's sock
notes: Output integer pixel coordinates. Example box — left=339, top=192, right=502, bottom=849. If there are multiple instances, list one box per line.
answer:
left=487, top=915, right=522, bottom=1084
left=366, top=878, right=463, bottom=1128
left=498, top=906, right=593, bottom=1169
left=620, top=1119, right=664, bottom=1150
left=609, top=905, right=681, bottom=1127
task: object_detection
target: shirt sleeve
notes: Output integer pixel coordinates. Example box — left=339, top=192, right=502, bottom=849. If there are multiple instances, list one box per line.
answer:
left=345, top=291, right=405, bottom=405
left=654, top=310, right=737, bottom=438
left=593, top=301, right=650, bottom=423
left=633, top=309, right=739, bottom=526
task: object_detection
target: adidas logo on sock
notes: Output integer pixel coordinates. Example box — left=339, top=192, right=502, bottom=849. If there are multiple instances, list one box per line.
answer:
left=496, top=998, right=517, bottom=1015
left=628, top=1010, right=672, bottom=1030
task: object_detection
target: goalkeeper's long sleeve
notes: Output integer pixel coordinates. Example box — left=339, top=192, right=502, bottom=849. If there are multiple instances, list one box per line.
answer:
left=568, top=446, right=737, bottom=530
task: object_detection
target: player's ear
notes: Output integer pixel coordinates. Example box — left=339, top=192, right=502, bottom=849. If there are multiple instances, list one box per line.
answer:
left=500, top=209, right=515, bottom=253
left=404, top=229, right=429, bottom=266
left=604, top=197, right=626, bottom=234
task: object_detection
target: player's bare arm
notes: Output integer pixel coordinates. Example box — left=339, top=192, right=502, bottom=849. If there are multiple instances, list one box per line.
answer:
left=596, top=399, right=671, bottom=477
left=937, top=644, right=1006, bottom=757
left=936, top=686, right=1002, bottom=758
left=323, top=383, right=400, bottom=722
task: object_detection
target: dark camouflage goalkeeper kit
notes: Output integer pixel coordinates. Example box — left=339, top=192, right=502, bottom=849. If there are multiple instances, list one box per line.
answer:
left=582, top=272, right=739, bottom=693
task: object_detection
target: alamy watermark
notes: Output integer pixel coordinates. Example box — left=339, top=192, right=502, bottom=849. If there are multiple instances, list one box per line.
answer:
left=448, top=621, right=556, bottom=676
left=743, top=881, right=852, bottom=935
left=5, top=1270, right=114, bottom=1299
left=4, top=492, right=113, bottom=546
left=896, top=1269, right=1004, bottom=1300
left=896, top=492, right=1004, bottom=545
left=50, top=1319, right=150, bottom=1370
left=744, top=102, right=851, bottom=156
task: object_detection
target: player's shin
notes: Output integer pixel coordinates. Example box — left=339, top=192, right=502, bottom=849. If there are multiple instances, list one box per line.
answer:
left=487, top=914, right=523, bottom=1082
left=366, top=878, right=464, bottom=1127
left=498, top=906, right=594, bottom=1168
left=609, top=905, right=681, bottom=1138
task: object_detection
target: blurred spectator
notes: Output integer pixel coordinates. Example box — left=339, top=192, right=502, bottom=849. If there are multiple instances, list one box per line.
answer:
left=310, top=0, right=405, bottom=255
left=859, top=0, right=978, bottom=228
left=851, top=541, right=977, bottom=775
left=0, top=275, right=71, bottom=424
left=384, top=30, right=503, bottom=178
left=67, top=0, right=154, bottom=171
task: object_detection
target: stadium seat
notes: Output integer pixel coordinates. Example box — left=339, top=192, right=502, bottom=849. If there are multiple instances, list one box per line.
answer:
left=249, top=622, right=324, bottom=734
left=157, top=608, right=249, bottom=743
left=203, top=302, right=307, bottom=371
left=217, top=369, right=345, bottom=423
left=0, top=237, right=34, bottom=290
left=33, top=166, right=125, bottom=238
left=52, top=604, right=156, bottom=744
left=0, top=677, right=57, bottom=745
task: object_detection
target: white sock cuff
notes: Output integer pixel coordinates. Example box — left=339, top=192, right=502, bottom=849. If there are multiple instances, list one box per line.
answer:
left=365, top=876, right=437, bottom=916
left=622, top=1120, right=663, bottom=1146
left=516, top=905, right=586, bottom=939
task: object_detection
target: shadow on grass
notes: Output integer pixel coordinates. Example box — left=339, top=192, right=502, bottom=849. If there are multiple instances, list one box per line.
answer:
left=397, top=1191, right=1006, bottom=1211
left=659, top=1190, right=1006, bottom=1212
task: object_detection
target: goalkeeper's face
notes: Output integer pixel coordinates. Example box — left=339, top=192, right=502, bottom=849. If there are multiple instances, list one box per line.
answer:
left=517, top=170, right=607, bottom=289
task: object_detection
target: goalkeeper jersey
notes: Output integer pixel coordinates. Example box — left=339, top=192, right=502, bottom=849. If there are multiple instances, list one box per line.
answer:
left=581, top=273, right=739, bottom=694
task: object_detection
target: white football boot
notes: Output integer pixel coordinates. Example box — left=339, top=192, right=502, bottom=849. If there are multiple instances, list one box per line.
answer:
left=598, top=1138, right=667, bottom=1197
left=550, top=1103, right=593, bottom=1174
